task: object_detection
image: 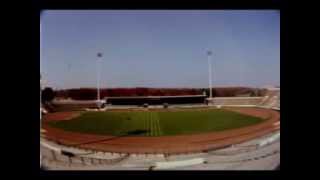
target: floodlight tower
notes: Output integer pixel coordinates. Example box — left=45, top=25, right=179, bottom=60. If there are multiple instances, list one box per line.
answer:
left=40, top=20, right=43, bottom=168
left=97, top=52, right=103, bottom=107
left=207, top=50, right=213, bottom=99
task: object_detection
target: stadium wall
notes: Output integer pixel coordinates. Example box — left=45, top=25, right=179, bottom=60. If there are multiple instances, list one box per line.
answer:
left=105, top=95, right=207, bottom=105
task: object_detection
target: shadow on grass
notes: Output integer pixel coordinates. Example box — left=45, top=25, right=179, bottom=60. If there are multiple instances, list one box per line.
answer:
left=69, top=129, right=150, bottom=147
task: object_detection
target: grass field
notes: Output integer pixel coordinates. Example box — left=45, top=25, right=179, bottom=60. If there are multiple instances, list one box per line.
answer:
left=48, top=109, right=265, bottom=136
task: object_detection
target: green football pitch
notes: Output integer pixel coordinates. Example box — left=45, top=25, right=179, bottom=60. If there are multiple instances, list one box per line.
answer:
left=48, top=108, right=264, bottom=137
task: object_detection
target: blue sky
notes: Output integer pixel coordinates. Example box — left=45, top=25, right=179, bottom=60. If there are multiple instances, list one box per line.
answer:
left=40, top=10, right=279, bottom=89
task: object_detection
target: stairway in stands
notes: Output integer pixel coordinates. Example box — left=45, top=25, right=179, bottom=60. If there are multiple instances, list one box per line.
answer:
left=258, top=89, right=280, bottom=109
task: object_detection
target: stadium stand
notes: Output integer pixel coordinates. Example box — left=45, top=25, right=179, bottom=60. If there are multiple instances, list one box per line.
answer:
left=210, top=97, right=263, bottom=106
left=152, top=158, right=205, bottom=170
left=51, top=100, right=101, bottom=112
left=49, top=88, right=280, bottom=111
left=41, top=130, right=280, bottom=170
left=258, top=88, right=280, bottom=109
left=205, top=88, right=280, bottom=109
left=41, top=141, right=131, bottom=168
left=105, top=95, right=206, bottom=105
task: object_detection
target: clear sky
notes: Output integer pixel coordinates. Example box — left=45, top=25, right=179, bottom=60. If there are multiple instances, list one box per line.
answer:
left=40, top=10, right=280, bottom=89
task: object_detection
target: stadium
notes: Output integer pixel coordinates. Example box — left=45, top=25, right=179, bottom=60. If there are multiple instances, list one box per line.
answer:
left=40, top=87, right=280, bottom=170
left=40, top=10, right=279, bottom=171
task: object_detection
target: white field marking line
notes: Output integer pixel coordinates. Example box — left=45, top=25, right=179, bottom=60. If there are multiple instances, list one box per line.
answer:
left=152, top=112, right=156, bottom=136
left=155, top=112, right=160, bottom=136
left=143, top=113, right=150, bottom=136
left=148, top=111, right=153, bottom=136
left=153, top=112, right=156, bottom=136
left=150, top=112, right=154, bottom=136
left=153, top=112, right=158, bottom=136
left=144, top=112, right=147, bottom=134
left=138, top=113, right=142, bottom=131
left=154, top=112, right=158, bottom=136
left=148, top=111, right=152, bottom=136
left=142, top=113, right=145, bottom=134
left=139, top=113, right=143, bottom=133
left=145, top=112, right=148, bottom=136
left=147, top=112, right=150, bottom=136
left=155, top=112, right=162, bottom=136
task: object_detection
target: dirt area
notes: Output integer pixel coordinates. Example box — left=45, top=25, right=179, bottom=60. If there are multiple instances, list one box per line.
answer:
left=41, top=107, right=280, bottom=154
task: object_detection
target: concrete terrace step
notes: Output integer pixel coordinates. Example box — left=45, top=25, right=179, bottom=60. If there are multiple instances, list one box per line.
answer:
left=153, top=158, right=205, bottom=170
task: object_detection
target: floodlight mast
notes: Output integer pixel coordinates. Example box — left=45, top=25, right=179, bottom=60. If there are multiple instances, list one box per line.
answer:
left=207, top=50, right=213, bottom=99
left=97, top=52, right=102, bottom=106
left=40, top=22, right=42, bottom=168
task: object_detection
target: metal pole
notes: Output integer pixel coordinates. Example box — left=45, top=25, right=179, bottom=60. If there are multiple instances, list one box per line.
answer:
left=40, top=21, right=42, bottom=168
left=97, top=53, right=102, bottom=106
left=97, top=57, right=100, bottom=102
left=207, top=51, right=213, bottom=99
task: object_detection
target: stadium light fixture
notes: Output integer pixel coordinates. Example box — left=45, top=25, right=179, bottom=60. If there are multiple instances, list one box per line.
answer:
left=207, top=50, right=213, bottom=99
